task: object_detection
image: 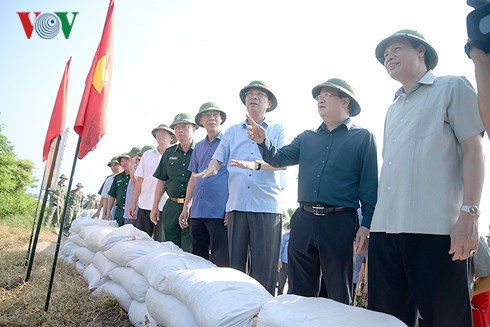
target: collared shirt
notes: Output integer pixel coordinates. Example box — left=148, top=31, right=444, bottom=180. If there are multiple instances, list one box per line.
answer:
left=371, top=71, right=484, bottom=234
left=188, top=131, right=228, bottom=219
left=258, top=118, right=378, bottom=228
left=212, top=118, right=286, bottom=213
left=108, top=171, right=130, bottom=207
left=153, top=142, right=194, bottom=198
left=49, top=182, right=67, bottom=205
left=279, top=232, right=290, bottom=264
left=134, top=148, right=167, bottom=210
left=67, top=190, right=84, bottom=209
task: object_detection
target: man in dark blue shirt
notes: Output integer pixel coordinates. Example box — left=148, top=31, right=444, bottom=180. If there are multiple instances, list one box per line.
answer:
left=246, top=78, right=378, bottom=305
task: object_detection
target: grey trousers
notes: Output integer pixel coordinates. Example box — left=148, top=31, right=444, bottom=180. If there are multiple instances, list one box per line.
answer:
left=227, top=211, right=282, bottom=295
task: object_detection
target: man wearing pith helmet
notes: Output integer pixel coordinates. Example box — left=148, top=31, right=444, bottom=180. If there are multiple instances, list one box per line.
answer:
left=152, top=113, right=196, bottom=251
left=107, top=153, right=132, bottom=226
left=178, top=102, right=230, bottom=266
left=197, top=80, right=287, bottom=294
left=93, top=157, right=122, bottom=219
left=64, top=182, right=85, bottom=233
left=247, top=78, right=378, bottom=304
left=368, top=29, right=484, bottom=326
left=130, top=124, right=175, bottom=240
left=44, top=173, right=69, bottom=231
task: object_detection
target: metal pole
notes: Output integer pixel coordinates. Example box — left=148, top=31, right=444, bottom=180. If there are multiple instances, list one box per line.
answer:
left=45, top=136, right=81, bottom=312
left=25, top=136, right=61, bottom=282
left=24, top=166, right=47, bottom=267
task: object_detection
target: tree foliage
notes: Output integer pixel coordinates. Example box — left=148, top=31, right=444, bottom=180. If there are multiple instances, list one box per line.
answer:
left=0, top=125, right=36, bottom=218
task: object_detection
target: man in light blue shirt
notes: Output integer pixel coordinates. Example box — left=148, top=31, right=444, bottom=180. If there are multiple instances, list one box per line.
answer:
left=197, top=80, right=286, bottom=294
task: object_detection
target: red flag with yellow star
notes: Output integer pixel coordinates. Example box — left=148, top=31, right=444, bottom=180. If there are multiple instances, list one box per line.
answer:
left=43, top=57, right=71, bottom=162
left=74, top=0, right=114, bottom=159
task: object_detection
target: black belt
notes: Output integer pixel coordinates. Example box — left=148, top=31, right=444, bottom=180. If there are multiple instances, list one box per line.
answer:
left=168, top=197, right=185, bottom=204
left=300, top=203, right=355, bottom=216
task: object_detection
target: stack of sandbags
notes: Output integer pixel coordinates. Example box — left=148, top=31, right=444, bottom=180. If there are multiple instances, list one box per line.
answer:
left=255, top=294, right=406, bottom=327
left=157, top=267, right=273, bottom=327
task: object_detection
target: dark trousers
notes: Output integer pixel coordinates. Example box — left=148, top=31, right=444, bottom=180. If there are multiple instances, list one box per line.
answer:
left=161, top=200, right=190, bottom=252
left=278, top=263, right=288, bottom=295
left=288, top=208, right=356, bottom=305
left=368, top=233, right=472, bottom=327
left=228, top=211, right=282, bottom=295
left=190, top=218, right=229, bottom=267
left=134, top=208, right=154, bottom=237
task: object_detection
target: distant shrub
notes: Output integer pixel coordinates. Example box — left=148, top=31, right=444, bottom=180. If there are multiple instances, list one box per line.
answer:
left=0, top=190, right=36, bottom=220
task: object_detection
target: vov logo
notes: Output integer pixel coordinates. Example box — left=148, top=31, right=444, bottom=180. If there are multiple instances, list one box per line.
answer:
left=17, top=12, right=79, bottom=39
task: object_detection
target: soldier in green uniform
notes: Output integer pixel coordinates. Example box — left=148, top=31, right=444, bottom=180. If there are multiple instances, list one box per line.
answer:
left=84, top=194, right=99, bottom=210
left=107, top=154, right=131, bottom=226
left=44, top=173, right=68, bottom=231
left=64, top=182, right=85, bottom=233
left=151, top=113, right=197, bottom=252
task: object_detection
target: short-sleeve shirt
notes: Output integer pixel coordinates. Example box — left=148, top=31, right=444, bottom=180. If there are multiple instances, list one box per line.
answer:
left=212, top=118, right=286, bottom=214
left=99, top=175, right=114, bottom=199
left=153, top=143, right=194, bottom=198
left=134, top=148, right=167, bottom=210
left=188, top=132, right=228, bottom=219
left=107, top=172, right=130, bottom=208
left=371, top=71, right=485, bottom=234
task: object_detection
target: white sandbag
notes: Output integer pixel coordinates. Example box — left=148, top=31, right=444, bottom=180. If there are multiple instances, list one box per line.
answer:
left=255, top=294, right=406, bottom=327
left=84, top=225, right=120, bottom=252
left=75, top=260, right=86, bottom=273
left=79, top=209, right=97, bottom=218
left=60, top=240, right=79, bottom=257
left=94, top=224, right=154, bottom=252
left=92, top=280, right=132, bottom=312
left=128, top=301, right=159, bottom=327
left=129, top=250, right=215, bottom=293
left=161, top=267, right=272, bottom=327
left=104, top=239, right=171, bottom=267
left=108, top=267, right=150, bottom=302
left=73, top=246, right=96, bottom=266
left=67, top=232, right=87, bottom=247
left=92, top=251, right=119, bottom=276
left=82, top=263, right=110, bottom=290
left=146, top=287, right=199, bottom=327
left=70, top=215, right=118, bottom=234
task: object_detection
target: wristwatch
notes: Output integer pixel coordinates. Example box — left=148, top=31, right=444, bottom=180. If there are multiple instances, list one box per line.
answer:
left=460, top=205, right=480, bottom=217
left=254, top=160, right=262, bottom=170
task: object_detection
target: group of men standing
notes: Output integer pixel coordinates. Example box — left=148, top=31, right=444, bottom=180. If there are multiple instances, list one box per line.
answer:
left=63, top=27, right=487, bottom=327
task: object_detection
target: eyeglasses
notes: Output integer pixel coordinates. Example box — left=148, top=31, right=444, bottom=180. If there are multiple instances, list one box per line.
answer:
left=245, top=91, right=268, bottom=99
left=315, top=91, right=339, bottom=101
left=202, top=111, right=221, bottom=118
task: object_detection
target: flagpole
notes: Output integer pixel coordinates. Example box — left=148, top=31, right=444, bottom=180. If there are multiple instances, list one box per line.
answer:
left=24, top=165, right=47, bottom=267
left=25, top=135, right=61, bottom=282
left=45, top=136, right=81, bottom=312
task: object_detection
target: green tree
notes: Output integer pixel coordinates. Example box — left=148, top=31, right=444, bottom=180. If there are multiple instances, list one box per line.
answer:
left=0, top=125, right=37, bottom=218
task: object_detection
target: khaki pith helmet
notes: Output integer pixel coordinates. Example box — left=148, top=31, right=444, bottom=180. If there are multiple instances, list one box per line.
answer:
left=170, top=113, right=198, bottom=129
left=195, top=102, right=227, bottom=127
left=239, top=80, right=278, bottom=112
left=311, top=78, right=361, bottom=117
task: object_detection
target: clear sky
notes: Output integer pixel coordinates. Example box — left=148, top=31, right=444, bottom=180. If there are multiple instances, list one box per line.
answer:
left=1, top=0, right=489, bottom=233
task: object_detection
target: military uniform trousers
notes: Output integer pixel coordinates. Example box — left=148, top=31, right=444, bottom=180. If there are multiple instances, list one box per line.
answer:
left=160, top=200, right=190, bottom=252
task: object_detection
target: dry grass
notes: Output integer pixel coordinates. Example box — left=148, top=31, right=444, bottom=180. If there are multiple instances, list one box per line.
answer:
left=0, top=224, right=132, bottom=327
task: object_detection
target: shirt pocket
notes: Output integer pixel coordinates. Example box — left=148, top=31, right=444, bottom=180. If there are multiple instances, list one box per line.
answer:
left=406, top=104, right=445, bottom=139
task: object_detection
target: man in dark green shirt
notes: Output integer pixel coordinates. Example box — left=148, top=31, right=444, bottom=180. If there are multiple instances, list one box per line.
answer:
left=151, top=113, right=197, bottom=251
left=107, top=154, right=131, bottom=226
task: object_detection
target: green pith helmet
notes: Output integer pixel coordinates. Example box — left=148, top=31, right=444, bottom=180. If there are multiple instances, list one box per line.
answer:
left=151, top=123, right=177, bottom=144
left=195, top=102, right=227, bottom=127
left=170, top=113, right=198, bottom=129
left=117, top=153, right=130, bottom=163
left=311, top=78, right=361, bottom=117
left=375, top=29, right=438, bottom=70
left=107, top=156, right=120, bottom=167
left=127, top=146, right=142, bottom=158
left=76, top=182, right=84, bottom=188
left=59, top=174, right=68, bottom=180
left=239, top=80, right=278, bottom=112
left=137, top=145, right=155, bottom=156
